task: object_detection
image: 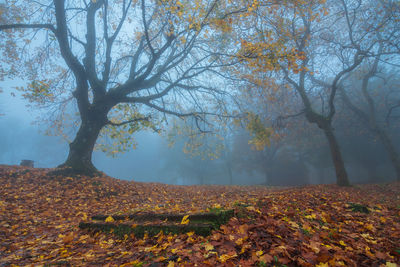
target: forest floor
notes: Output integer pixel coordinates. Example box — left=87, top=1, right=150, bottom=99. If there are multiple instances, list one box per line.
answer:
left=0, top=165, right=399, bottom=266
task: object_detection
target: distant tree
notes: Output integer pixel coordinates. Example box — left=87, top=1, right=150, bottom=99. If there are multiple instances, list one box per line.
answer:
left=341, top=133, right=390, bottom=183
left=340, top=62, right=400, bottom=181
left=236, top=0, right=399, bottom=186
left=0, top=0, right=239, bottom=175
left=159, top=122, right=229, bottom=185
left=230, top=127, right=311, bottom=186
left=230, top=129, right=280, bottom=184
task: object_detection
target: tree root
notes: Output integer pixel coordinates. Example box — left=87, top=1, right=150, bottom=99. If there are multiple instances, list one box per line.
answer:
left=47, top=165, right=103, bottom=178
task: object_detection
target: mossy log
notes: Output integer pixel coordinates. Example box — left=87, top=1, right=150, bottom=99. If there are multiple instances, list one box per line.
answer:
left=91, top=210, right=234, bottom=224
left=80, top=209, right=234, bottom=237
left=347, top=203, right=370, bottom=214
left=79, top=222, right=215, bottom=237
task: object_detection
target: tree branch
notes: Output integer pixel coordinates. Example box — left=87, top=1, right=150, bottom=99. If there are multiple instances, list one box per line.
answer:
left=107, top=116, right=151, bottom=126
left=53, top=0, right=89, bottom=113
left=84, top=0, right=104, bottom=98
left=0, top=23, right=56, bottom=33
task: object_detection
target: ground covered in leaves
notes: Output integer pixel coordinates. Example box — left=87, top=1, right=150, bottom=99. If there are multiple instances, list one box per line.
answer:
left=0, top=165, right=399, bottom=266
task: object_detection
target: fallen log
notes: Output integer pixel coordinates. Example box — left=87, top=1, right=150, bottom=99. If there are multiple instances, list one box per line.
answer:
left=80, top=209, right=234, bottom=237
left=91, top=209, right=234, bottom=224
left=79, top=222, right=215, bottom=237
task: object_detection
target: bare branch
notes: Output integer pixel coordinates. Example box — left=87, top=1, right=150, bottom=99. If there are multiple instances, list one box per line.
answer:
left=0, top=23, right=56, bottom=33
left=107, top=116, right=151, bottom=126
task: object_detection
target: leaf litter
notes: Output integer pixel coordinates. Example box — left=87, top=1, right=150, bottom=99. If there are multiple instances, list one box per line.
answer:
left=0, top=165, right=399, bottom=266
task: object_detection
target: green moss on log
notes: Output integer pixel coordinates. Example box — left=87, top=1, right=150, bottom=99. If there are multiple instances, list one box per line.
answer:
left=79, top=222, right=215, bottom=237
left=81, top=209, right=234, bottom=237
left=347, top=203, right=370, bottom=214
left=91, top=209, right=233, bottom=224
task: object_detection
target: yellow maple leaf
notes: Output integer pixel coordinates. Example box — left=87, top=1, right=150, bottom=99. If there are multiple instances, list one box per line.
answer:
left=305, top=213, right=317, bottom=220
left=365, top=246, right=374, bottom=258
left=167, top=261, right=174, bottom=267
left=105, top=216, right=115, bottom=223
left=364, top=224, right=375, bottom=232
left=81, top=212, right=88, bottom=221
left=385, top=262, right=397, bottom=267
left=218, top=253, right=237, bottom=263
left=187, top=231, right=194, bottom=237
left=181, top=215, right=190, bottom=225
left=235, top=237, right=245, bottom=246
left=144, top=245, right=158, bottom=252
left=205, top=243, right=214, bottom=251
left=288, top=221, right=299, bottom=228
left=213, top=203, right=221, bottom=209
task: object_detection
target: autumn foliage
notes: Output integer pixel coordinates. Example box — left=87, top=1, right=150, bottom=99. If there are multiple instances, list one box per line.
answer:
left=0, top=165, right=399, bottom=266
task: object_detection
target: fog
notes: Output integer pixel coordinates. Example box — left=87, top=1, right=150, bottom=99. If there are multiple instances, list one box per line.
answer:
left=1, top=0, right=399, bottom=186
left=1, top=79, right=399, bottom=186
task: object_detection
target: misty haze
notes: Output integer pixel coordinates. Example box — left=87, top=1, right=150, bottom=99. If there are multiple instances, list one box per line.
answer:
left=1, top=0, right=399, bottom=266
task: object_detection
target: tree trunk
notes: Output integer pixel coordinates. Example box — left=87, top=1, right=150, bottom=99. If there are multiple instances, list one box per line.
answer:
left=376, top=128, right=400, bottom=181
left=322, top=126, right=350, bottom=186
left=58, top=119, right=105, bottom=176
left=305, top=110, right=350, bottom=186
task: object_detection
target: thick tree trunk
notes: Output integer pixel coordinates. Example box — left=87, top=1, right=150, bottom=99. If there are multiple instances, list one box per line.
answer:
left=376, top=128, right=400, bottom=181
left=58, top=119, right=105, bottom=176
left=322, top=126, right=350, bottom=186
left=305, top=110, right=350, bottom=186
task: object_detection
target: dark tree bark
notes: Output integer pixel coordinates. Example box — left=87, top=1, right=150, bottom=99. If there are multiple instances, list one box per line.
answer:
left=57, top=101, right=111, bottom=175
left=375, top=128, right=400, bottom=181
left=321, top=125, right=350, bottom=186
left=60, top=121, right=104, bottom=175
left=302, top=109, right=350, bottom=186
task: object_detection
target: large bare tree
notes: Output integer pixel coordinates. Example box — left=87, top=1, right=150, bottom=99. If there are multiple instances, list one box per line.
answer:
left=0, top=0, right=238, bottom=175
